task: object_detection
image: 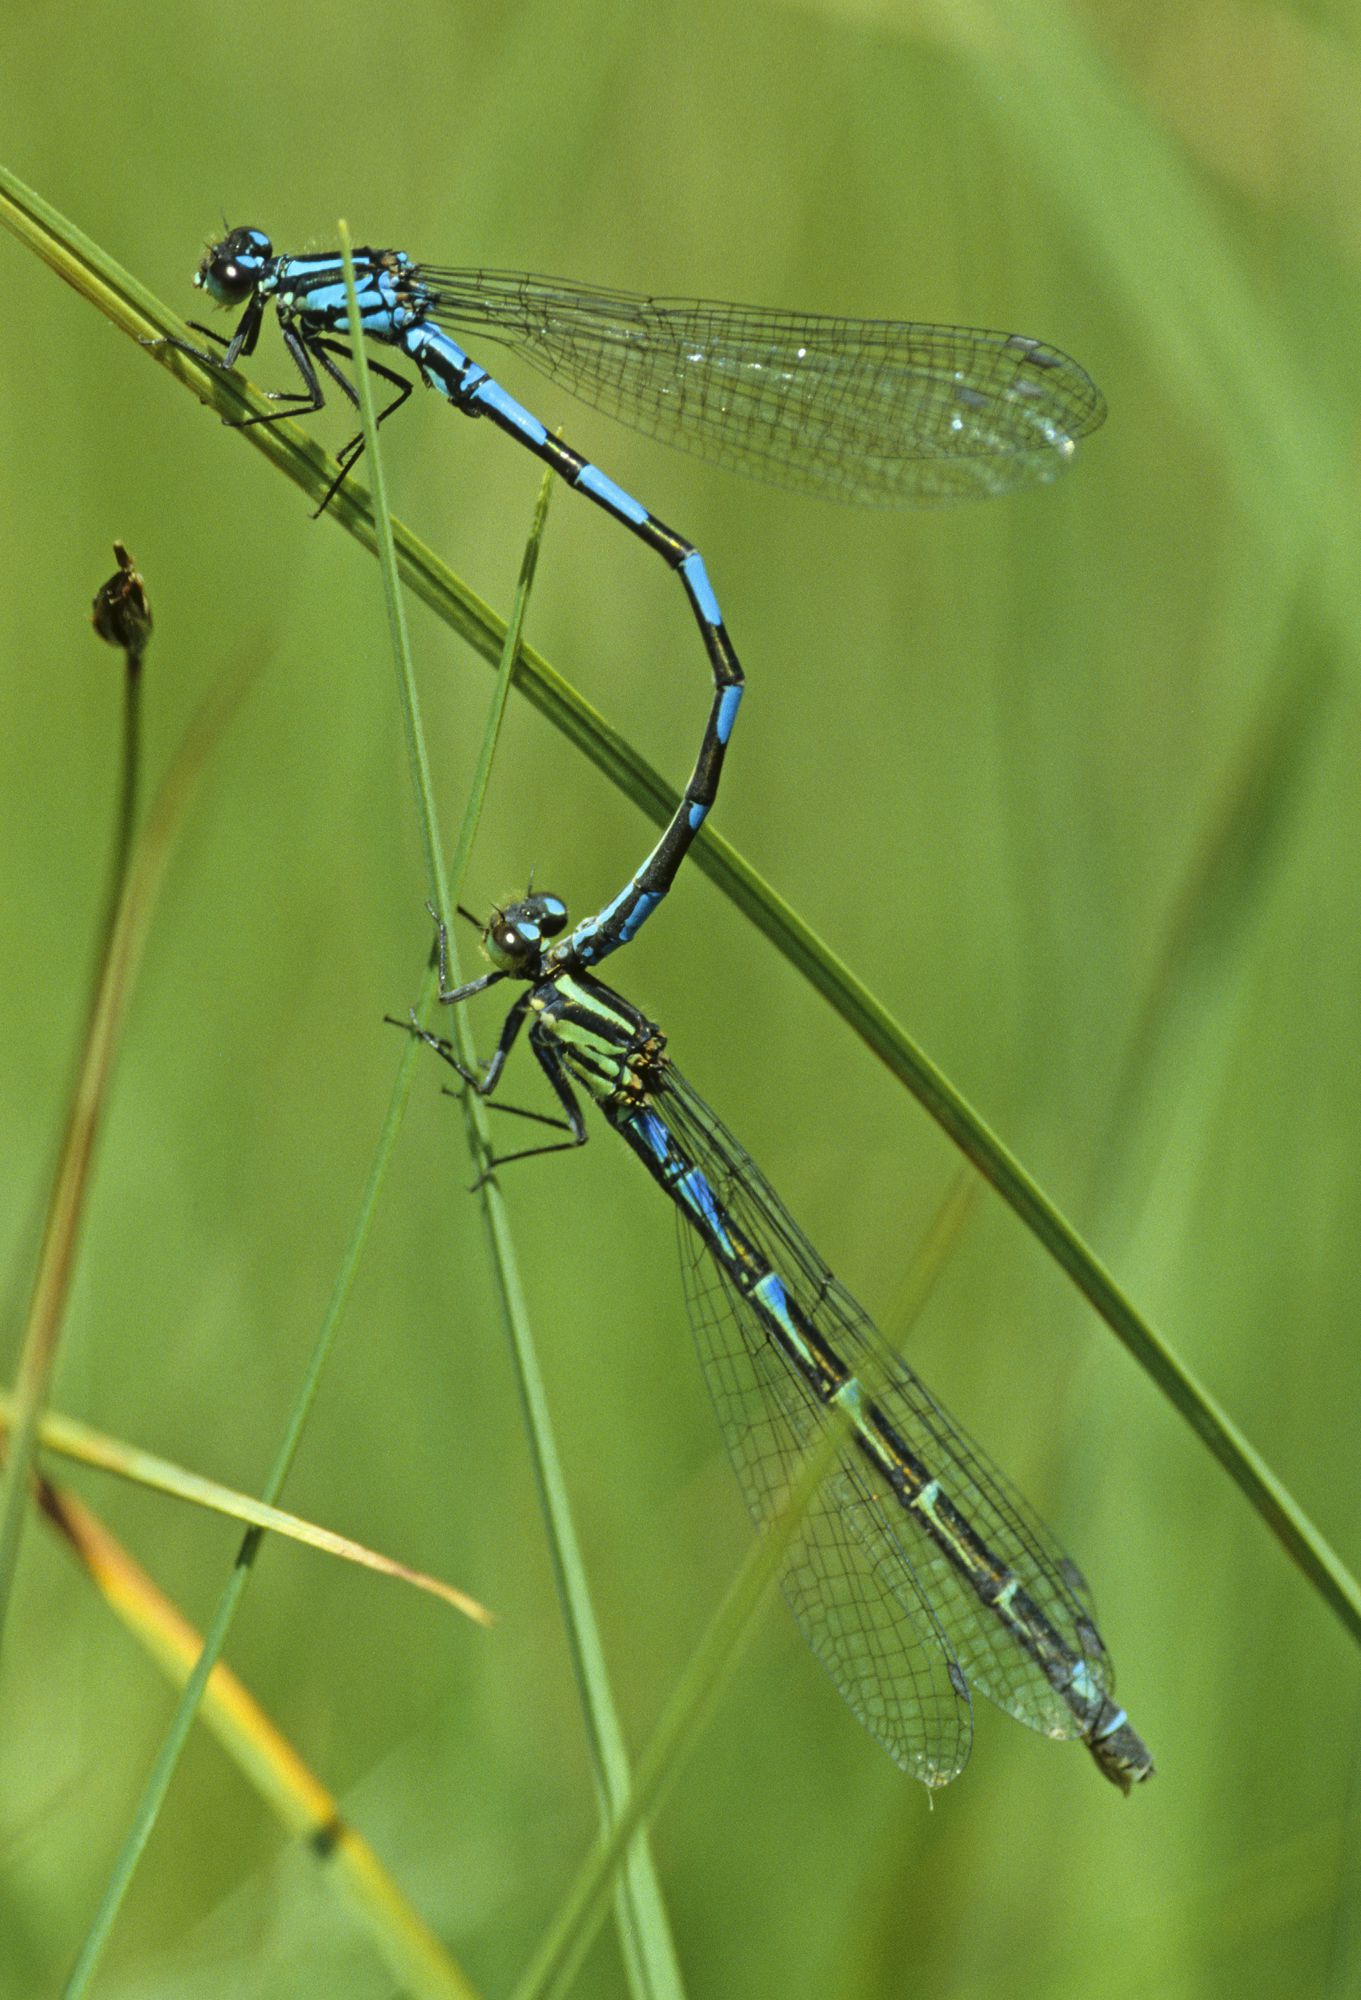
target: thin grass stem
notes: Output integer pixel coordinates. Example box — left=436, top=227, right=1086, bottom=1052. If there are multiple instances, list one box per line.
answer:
left=339, top=224, right=686, bottom=2000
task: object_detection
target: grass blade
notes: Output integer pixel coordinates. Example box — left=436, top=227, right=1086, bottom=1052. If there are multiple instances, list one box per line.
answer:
left=0, top=1394, right=491, bottom=1620
left=40, top=1474, right=477, bottom=2000
left=0, top=635, right=254, bottom=1660
left=339, top=223, right=686, bottom=2000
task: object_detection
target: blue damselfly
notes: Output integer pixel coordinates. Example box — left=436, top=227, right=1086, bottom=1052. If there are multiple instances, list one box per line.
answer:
left=160, top=229, right=1104, bottom=967
left=408, top=895, right=1152, bottom=1792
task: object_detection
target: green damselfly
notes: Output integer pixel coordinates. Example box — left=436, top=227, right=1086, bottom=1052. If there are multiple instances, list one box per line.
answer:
left=408, top=895, right=1152, bottom=1791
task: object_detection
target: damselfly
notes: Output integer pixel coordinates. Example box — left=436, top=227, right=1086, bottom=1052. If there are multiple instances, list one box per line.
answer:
left=159, top=229, right=1104, bottom=967
left=408, top=894, right=1152, bottom=1791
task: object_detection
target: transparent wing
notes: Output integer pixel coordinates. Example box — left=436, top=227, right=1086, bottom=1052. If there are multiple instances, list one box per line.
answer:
left=420, top=268, right=1105, bottom=505
left=654, top=1065, right=1116, bottom=1748
left=681, top=1207, right=974, bottom=1785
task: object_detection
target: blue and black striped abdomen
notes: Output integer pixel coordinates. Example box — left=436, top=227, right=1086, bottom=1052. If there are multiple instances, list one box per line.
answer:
left=414, top=907, right=1148, bottom=1790
left=610, top=1067, right=1150, bottom=1790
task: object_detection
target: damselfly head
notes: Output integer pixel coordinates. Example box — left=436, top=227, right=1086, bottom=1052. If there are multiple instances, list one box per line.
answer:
left=484, top=893, right=568, bottom=974
left=194, top=227, right=272, bottom=305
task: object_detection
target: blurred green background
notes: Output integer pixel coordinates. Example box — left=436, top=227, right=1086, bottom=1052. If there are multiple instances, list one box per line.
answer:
left=3, top=0, right=1359, bottom=1994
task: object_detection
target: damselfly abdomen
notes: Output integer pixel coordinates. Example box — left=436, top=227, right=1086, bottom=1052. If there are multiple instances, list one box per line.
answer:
left=407, top=892, right=1151, bottom=1793
left=159, top=229, right=1103, bottom=963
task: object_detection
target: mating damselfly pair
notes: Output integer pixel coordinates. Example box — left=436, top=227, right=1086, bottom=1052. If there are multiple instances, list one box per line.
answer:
left=161, top=227, right=1149, bottom=1787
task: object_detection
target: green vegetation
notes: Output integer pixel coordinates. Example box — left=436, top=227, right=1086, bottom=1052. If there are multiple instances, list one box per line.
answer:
left=2, top=4, right=1358, bottom=1994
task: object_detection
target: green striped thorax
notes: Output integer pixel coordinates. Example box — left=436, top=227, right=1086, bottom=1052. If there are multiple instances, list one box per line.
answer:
left=478, top=893, right=667, bottom=1109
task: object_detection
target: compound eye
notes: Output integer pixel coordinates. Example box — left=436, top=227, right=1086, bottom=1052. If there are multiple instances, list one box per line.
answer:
left=535, top=896, right=569, bottom=940
left=485, top=915, right=541, bottom=971
left=195, top=228, right=270, bottom=304
left=489, top=921, right=526, bottom=958
left=483, top=891, right=569, bottom=970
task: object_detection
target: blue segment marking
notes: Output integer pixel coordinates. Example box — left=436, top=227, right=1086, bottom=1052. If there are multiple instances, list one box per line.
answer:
left=676, top=1165, right=732, bottom=1248
left=627, top=1107, right=734, bottom=1255
left=570, top=875, right=662, bottom=959
left=716, top=685, right=742, bottom=744
left=619, top=892, right=661, bottom=942
left=407, top=326, right=472, bottom=374
left=753, top=1270, right=789, bottom=1318
left=680, top=550, right=722, bottom=627
left=575, top=462, right=650, bottom=527
left=687, top=802, right=708, bottom=831
left=1069, top=1662, right=1104, bottom=1704
left=469, top=376, right=549, bottom=447
left=633, top=1110, right=671, bottom=1166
